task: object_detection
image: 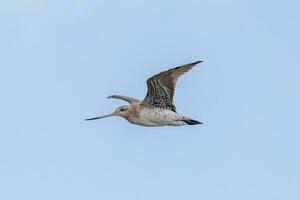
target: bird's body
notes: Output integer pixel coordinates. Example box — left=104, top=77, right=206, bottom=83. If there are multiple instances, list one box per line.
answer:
left=125, top=105, right=189, bottom=127
left=86, top=61, right=203, bottom=127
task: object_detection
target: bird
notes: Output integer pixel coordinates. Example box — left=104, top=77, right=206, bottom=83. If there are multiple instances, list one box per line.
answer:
left=86, top=61, right=203, bottom=127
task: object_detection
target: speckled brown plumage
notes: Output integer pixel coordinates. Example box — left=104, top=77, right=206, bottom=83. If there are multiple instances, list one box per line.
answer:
left=143, top=61, right=202, bottom=112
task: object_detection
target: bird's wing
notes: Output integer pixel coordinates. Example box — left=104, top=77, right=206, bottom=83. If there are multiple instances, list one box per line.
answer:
left=107, top=95, right=141, bottom=105
left=142, top=61, right=202, bottom=112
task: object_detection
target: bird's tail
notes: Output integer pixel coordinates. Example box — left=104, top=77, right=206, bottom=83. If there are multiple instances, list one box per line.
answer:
left=183, top=119, right=203, bottom=125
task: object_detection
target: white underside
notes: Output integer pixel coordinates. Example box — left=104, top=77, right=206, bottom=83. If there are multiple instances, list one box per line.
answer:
left=126, top=108, right=188, bottom=127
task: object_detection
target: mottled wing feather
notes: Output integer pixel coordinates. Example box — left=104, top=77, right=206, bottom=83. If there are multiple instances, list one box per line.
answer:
left=143, top=61, right=202, bottom=112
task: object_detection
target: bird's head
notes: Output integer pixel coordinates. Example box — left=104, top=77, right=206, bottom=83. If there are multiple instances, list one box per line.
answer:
left=114, top=105, right=131, bottom=117
left=85, top=105, right=131, bottom=121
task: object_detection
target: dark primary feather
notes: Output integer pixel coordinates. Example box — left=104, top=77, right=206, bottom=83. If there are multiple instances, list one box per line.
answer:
left=182, top=119, right=203, bottom=125
left=143, top=61, right=202, bottom=112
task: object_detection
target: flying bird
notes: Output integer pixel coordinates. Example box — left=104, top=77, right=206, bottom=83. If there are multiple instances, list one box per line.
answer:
left=86, top=61, right=203, bottom=126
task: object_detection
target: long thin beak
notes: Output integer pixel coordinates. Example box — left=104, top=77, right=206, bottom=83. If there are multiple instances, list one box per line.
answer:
left=85, top=112, right=116, bottom=121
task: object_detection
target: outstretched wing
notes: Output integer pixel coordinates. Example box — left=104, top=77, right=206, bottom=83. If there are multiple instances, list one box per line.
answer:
left=142, top=61, right=202, bottom=112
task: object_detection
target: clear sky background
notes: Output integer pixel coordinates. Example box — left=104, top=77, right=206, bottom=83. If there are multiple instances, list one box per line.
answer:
left=0, top=0, right=299, bottom=199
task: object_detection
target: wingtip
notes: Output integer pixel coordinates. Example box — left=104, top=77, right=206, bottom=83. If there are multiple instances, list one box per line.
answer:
left=184, top=119, right=203, bottom=125
left=194, top=60, right=203, bottom=65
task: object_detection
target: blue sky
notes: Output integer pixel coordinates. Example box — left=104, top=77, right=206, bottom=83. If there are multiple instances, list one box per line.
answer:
left=0, top=0, right=299, bottom=199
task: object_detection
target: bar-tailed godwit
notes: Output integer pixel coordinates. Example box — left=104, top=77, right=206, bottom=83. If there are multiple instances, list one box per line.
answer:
left=86, top=61, right=203, bottom=126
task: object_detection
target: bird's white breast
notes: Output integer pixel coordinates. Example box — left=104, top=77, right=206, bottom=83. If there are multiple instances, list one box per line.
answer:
left=129, top=108, right=186, bottom=127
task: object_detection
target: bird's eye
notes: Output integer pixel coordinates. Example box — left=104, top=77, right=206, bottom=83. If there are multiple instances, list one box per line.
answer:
left=120, top=108, right=126, bottom=112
